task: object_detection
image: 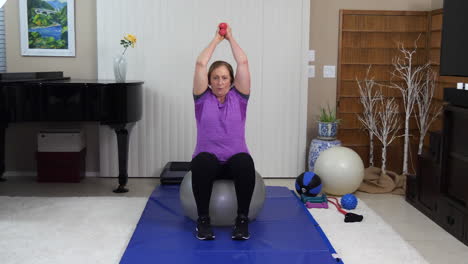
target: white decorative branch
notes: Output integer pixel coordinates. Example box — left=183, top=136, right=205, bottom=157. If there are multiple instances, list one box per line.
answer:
left=356, top=66, right=380, bottom=167
left=359, top=95, right=401, bottom=175
left=390, top=39, right=430, bottom=175
left=415, top=69, right=443, bottom=155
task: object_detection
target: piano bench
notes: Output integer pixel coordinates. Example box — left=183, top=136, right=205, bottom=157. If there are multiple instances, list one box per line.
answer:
left=36, top=149, right=86, bottom=183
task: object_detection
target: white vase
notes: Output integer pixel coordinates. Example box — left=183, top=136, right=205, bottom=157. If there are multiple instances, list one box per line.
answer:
left=113, top=54, right=127, bottom=83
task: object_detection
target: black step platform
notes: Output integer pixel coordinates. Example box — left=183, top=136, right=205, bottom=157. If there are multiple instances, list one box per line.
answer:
left=159, top=162, right=191, bottom=185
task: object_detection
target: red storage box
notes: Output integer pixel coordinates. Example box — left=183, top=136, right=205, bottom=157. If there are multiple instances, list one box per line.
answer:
left=36, top=149, right=86, bottom=182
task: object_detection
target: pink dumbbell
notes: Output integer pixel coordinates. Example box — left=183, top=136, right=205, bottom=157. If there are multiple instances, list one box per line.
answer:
left=305, top=202, right=328, bottom=209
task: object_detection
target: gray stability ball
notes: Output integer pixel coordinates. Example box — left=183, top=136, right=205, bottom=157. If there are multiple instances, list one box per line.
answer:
left=179, top=171, right=266, bottom=226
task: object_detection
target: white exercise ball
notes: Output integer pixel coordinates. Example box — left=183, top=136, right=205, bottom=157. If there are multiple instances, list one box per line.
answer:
left=179, top=171, right=266, bottom=226
left=314, top=146, right=364, bottom=195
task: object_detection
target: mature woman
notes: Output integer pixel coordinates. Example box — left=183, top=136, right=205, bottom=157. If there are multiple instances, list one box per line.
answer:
left=191, top=25, right=255, bottom=241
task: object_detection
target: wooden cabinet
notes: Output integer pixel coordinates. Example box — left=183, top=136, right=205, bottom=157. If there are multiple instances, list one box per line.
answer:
left=417, top=154, right=440, bottom=212
left=465, top=219, right=468, bottom=242
left=407, top=104, right=468, bottom=246
left=437, top=197, right=465, bottom=241
left=442, top=105, right=468, bottom=205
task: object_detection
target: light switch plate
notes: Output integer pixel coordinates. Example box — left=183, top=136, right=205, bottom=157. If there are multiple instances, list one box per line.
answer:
left=308, top=50, right=315, bottom=62
left=323, top=65, right=336, bottom=78
left=308, top=65, right=315, bottom=78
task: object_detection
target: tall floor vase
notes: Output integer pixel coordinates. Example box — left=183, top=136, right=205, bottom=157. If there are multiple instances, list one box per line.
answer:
left=308, top=138, right=341, bottom=172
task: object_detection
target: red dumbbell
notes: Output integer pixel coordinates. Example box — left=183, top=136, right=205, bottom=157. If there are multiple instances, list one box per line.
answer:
left=219, top=23, right=227, bottom=29
left=218, top=23, right=228, bottom=36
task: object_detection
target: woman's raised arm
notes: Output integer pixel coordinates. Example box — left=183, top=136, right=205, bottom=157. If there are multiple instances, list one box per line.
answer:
left=225, top=26, right=250, bottom=95
left=193, top=29, right=224, bottom=95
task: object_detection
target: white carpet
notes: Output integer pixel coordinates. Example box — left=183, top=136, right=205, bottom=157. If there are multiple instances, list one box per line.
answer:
left=0, top=195, right=428, bottom=264
left=310, top=198, right=428, bottom=264
left=0, top=197, right=148, bottom=264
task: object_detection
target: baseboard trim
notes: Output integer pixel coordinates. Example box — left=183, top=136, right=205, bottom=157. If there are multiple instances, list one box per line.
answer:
left=3, top=171, right=100, bottom=177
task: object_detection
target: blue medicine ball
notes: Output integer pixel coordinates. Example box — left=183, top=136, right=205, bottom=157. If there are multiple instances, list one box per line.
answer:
left=295, top=171, right=322, bottom=197
left=341, top=193, right=358, bottom=210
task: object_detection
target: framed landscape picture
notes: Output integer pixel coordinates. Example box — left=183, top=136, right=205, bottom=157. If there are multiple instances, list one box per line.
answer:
left=19, top=0, right=75, bottom=56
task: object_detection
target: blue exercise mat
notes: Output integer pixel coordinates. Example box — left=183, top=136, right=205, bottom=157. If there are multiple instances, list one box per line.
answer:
left=120, top=185, right=343, bottom=264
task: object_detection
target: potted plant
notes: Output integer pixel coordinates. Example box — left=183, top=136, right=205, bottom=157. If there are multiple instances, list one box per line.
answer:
left=308, top=104, right=341, bottom=172
left=317, top=104, right=340, bottom=140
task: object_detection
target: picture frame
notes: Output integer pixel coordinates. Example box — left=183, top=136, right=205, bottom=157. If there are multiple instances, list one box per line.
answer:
left=19, top=0, right=75, bottom=57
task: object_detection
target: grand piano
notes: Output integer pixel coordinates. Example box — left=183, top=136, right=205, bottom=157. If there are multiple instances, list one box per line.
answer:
left=0, top=71, right=143, bottom=193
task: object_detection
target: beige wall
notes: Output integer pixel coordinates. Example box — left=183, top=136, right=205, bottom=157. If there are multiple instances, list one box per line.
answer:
left=4, top=0, right=436, bottom=174
left=307, top=0, right=433, bottom=151
left=4, top=0, right=98, bottom=173
left=432, top=0, right=443, bottom=9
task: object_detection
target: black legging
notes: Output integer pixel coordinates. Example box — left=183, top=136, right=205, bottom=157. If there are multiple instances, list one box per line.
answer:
left=191, top=152, right=256, bottom=217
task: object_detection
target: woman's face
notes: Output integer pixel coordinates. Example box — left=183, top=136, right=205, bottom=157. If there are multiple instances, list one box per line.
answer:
left=209, top=66, right=232, bottom=97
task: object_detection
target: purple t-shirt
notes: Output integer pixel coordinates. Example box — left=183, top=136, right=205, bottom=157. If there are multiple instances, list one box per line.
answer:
left=192, top=87, right=250, bottom=163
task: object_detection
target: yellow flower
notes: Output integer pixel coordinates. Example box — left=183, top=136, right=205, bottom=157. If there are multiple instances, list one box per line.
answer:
left=120, top=33, right=136, bottom=55
left=124, top=34, right=137, bottom=47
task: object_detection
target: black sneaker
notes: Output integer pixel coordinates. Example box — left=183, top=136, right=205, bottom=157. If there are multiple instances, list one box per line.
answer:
left=196, top=216, right=215, bottom=240
left=232, top=214, right=250, bottom=240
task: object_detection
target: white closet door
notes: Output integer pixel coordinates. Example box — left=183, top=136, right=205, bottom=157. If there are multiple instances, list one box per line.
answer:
left=97, top=0, right=309, bottom=178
